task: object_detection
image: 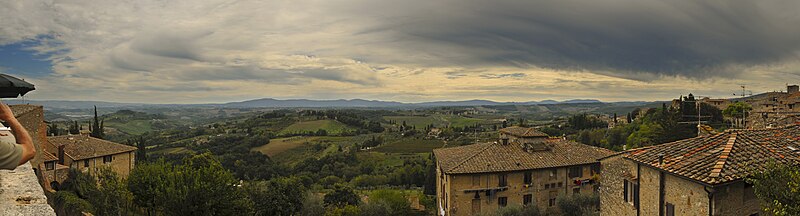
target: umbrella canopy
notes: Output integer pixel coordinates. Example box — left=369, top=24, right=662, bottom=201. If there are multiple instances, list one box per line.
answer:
left=0, top=74, right=35, bottom=98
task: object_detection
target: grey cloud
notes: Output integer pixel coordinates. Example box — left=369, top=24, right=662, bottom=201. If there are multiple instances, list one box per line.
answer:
left=355, top=0, right=800, bottom=80
left=480, top=73, right=526, bottom=79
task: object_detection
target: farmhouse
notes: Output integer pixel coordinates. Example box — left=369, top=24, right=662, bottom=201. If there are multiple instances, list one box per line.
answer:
left=433, top=126, right=613, bottom=216
left=599, top=124, right=800, bottom=216
left=43, top=134, right=137, bottom=190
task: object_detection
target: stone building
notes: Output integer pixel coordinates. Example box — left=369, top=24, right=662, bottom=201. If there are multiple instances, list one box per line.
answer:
left=599, top=124, right=800, bottom=216
left=433, top=126, right=613, bottom=216
left=44, top=134, right=137, bottom=190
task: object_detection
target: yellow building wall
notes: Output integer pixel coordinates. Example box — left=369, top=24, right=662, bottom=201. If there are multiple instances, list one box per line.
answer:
left=439, top=164, right=600, bottom=216
left=68, top=151, right=135, bottom=178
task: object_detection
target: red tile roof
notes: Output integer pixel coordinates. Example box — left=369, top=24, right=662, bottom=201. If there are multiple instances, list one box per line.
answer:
left=499, top=126, right=549, bottom=137
left=41, top=151, right=58, bottom=162
left=434, top=138, right=613, bottom=174
left=624, top=124, right=800, bottom=185
left=47, top=135, right=137, bottom=160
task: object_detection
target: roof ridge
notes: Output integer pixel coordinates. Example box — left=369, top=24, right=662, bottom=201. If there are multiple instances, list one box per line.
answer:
left=709, top=133, right=737, bottom=178
left=446, top=143, right=496, bottom=173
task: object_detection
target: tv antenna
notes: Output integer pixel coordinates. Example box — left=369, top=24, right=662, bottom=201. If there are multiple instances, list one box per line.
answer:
left=732, top=85, right=753, bottom=128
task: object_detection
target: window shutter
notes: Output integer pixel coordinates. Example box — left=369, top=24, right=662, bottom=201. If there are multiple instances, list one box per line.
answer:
left=623, top=179, right=629, bottom=202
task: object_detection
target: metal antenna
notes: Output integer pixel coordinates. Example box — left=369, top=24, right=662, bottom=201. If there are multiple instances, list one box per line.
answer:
left=732, top=85, right=753, bottom=128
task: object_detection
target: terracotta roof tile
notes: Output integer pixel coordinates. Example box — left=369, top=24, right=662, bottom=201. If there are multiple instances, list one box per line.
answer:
left=41, top=151, right=58, bottom=162
left=499, top=126, right=549, bottom=137
left=625, top=124, right=800, bottom=185
left=434, top=138, right=613, bottom=174
left=47, top=135, right=137, bottom=160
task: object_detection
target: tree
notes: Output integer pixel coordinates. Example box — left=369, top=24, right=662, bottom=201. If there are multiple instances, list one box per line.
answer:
left=723, top=102, right=752, bottom=118
left=747, top=162, right=800, bottom=216
left=128, top=154, right=253, bottom=216
left=52, top=191, right=95, bottom=216
left=369, top=190, right=411, bottom=216
left=92, top=168, right=134, bottom=216
left=556, top=194, right=599, bottom=216
left=69, top=121, right=80, bottom=135
left=324, top=184, right=360, bottom=207
left=90, top=106, right=104, bottom=139
left=245, top=177, right=307, bottom=216
left=127, top=160, right=171, bottom=216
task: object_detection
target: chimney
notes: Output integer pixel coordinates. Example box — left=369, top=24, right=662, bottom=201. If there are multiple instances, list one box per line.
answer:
left=58, top=145, right=65, bottom=165
left=788, top=85, right=799, bottom=94
left=658, top=153, right=664, bottom=166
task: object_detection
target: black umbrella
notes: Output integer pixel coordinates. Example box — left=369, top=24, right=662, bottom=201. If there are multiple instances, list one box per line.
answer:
left=0, top=74, right=35, bottom=98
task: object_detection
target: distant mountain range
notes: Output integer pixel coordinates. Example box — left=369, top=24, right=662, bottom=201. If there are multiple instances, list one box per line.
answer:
left=3, top=98, right=609, bottom=109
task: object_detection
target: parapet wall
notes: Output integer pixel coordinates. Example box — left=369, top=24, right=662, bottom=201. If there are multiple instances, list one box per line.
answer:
left=0, top=163, right=56, bottom=215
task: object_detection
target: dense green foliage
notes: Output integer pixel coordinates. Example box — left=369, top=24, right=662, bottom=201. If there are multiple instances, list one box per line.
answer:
left=244, top=177, right=307, bottom=216
left=747, top=162, right=800, bottom=216
left=324, top=184, right=361, bottom=207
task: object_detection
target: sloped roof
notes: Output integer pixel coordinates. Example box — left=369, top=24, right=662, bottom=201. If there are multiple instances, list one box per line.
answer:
left=47, top=135, right=137, bottom=160
left=499, top=126, right=549, bottom=138
left=41, top=151, right=57, bottom=162
left=625, top=124, right=800, bottom=185
left=433, top=139, right=613, bottom=174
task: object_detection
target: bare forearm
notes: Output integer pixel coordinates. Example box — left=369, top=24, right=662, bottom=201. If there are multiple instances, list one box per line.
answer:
left=6, top=118, right=33, bottom=147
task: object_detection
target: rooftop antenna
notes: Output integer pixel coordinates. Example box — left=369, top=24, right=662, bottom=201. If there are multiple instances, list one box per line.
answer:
left=732, top=85, right=753, bottom=128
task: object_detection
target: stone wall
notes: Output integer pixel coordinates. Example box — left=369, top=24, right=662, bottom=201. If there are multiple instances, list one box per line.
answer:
left=712, top=181, right=762, bottom=216
left=0, top=163, right=56, bottom=215
left=598, top=155, right=637, bottom=216
left=441, top=164, right=600, bottom=216
left=68, top=151, right=135, bottom=178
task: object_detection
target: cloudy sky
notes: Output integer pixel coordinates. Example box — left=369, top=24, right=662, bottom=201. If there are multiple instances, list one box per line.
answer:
left=1, top=0, right=799, bottom=103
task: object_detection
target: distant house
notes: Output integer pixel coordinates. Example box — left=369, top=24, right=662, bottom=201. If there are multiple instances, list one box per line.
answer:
left=44, top=134, right=137, bottom=190
left=433, top=126, right=613, bottom=216
left=599, top=124, right=800, bottom=216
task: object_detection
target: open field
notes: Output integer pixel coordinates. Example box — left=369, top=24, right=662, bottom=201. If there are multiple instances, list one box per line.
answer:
left=374, top=138, right=444, bottom=153
left=279, top=120, right=354, bottom=135
left=151, top=147, right=194, bottom=155
left=252, top=136, right=324, bottom=157
left=105, top=120, right=155, bottom=135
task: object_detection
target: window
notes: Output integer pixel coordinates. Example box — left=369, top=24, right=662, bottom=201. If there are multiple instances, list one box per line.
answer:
left=498, top=197, right=508, bottom=207
left=473, top=175, right=481, bottom=186
left=557, top=182, right=563, bottom=188
left=498, top=174, right=507, bottom=187
left=666, top=202, right=675, bottom=216
left=744, top=182, right=756, bottom=201
left=569, top=166, right=583, bottom=178
left=524, top=171, right=532, bottom=184
left=545, top=184, right=550, bottom=189
left=548, top=191, right=558, bottom=207
left=624, top=179, right=629, bottom=202
left=472, top=199, right=481, bottom=214
left=103, top=155, right=113, bottom=163
left=84, top=160, right=89, bottom=167
left=45, top=162, right=55, bottom=170
left=573, top=187, right=581, bottom=195
left=523, top=194, right=532, bottom=206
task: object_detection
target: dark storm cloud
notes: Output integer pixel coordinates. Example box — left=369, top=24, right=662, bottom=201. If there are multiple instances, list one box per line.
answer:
left=361, top=0, right=800, bottom=80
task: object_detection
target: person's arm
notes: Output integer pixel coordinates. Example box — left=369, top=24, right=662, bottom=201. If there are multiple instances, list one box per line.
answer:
left=0, top=102, right=35, bottom=165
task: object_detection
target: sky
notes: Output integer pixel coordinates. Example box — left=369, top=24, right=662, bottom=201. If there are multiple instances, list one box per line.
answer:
left=1, top=0, right=799, bottom=104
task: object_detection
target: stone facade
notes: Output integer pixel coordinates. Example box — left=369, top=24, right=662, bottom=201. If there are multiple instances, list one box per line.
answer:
left=600, top=155, right=761, bottom=216
left=67, top=151, right=136, bottom=178
left=437, top=163, right=600, bottom=216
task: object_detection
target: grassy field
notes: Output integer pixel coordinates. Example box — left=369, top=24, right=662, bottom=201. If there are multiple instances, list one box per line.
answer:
left=151, top=147, right=194, bottom=155
left=279, top=120, right=354, bottom=135
left=384, top=116, right=445, bottom=128
left=374, top=138, right=444, bottom=153
left=105, top=120, right=154, bottom=135
left=442, top=116, right=490, bottom=128
left=252, top=136, right=325, bottom=157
